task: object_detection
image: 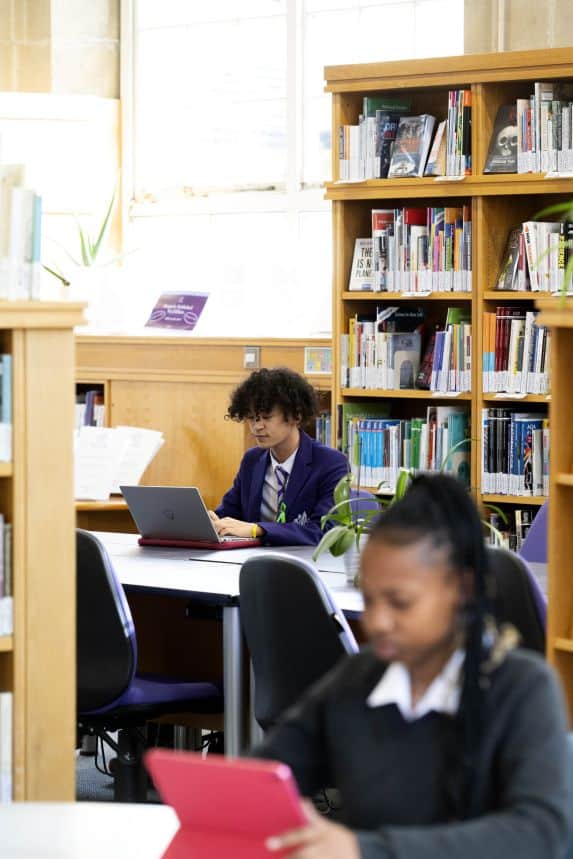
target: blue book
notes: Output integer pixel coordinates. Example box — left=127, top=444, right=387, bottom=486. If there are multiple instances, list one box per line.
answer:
left=1, top=355, right=12, bottom=424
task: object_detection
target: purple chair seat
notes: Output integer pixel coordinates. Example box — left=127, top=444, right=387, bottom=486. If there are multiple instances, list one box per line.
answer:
left=519, top=501, right=548, bottom=564
left=84, top=674, right=223, bottom=716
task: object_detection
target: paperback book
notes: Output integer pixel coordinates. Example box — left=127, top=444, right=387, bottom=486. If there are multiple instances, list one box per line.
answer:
left=484, top=104, right=518, bottom=173
left=387, top=115, right=436, bottom=178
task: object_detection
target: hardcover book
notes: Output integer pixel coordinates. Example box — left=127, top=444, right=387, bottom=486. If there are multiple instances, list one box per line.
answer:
left=484, top=104, right=518, bottom=173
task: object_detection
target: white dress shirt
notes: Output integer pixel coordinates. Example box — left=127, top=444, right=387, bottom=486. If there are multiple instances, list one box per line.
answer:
left=259, top=448, right=298, bottom=522
left=366, top=649, right=464, bottom=721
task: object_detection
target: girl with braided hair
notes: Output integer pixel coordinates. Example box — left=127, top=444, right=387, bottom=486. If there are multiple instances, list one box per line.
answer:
left=255, top=473, right=571, bottom=859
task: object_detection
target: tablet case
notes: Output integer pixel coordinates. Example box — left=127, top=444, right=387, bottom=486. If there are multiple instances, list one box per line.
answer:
left=145, top=749, right=306, bottom=858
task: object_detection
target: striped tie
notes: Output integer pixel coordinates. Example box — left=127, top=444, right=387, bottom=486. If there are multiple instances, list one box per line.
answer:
left=275, top=465, right=289, bottom=514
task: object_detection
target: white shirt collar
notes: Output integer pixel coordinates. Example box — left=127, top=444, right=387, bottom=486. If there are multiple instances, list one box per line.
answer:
left=269, top=448, right=298, bottom=476
left=367, top=649, right=464, bottom=721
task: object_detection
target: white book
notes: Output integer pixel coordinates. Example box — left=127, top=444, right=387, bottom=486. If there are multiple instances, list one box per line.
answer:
left=0, top=691, right=12, bottom=801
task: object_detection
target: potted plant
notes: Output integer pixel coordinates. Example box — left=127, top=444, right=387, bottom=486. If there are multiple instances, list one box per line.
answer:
left=43, top=183, right=119, bottom=325
left=314, top=439, right=506, bottom=586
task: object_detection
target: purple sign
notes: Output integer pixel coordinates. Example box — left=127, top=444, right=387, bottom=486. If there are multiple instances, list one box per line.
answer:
left=145, top=292, right=209, bottom=331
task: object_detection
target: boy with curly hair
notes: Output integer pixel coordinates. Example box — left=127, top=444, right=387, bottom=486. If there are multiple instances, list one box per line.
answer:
left=209, top=367, right=348, bottom=546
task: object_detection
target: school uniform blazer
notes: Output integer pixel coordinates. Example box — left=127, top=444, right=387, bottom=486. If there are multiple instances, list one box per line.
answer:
left=215, top=430, right=349, bottom=547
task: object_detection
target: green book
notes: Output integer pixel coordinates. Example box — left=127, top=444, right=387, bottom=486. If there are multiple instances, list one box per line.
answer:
left=362, top=96, right=411, bottom=117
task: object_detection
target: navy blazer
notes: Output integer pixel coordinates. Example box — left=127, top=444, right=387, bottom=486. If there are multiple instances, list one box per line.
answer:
left=215, top=431, right=349, bottom=547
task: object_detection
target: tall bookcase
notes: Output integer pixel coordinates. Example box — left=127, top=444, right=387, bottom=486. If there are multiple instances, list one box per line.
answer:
left=536, top=297, right=573, bottom=718
left=326, top=47, right=573, bottom=515
left=0, top=302, right=84, bottom=800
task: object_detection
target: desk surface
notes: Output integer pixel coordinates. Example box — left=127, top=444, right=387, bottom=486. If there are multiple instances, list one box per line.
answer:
left=94, top=531, right=364, bottom=615
left=94, top=531, right=547, bottom=617
left=0, top=802, right=179, bottom=858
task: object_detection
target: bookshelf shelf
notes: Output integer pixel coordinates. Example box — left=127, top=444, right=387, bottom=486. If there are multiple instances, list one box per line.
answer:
left=481, top=494, right=547, bottom=507
left=0, top=463, right=13, bottom=477
left=342, top=292, right=472, bottom=302
left=554, top=638, right=573, bottom=654
left=483, top=292, right=573, bottom=306
left=341, top=388, right=471, bottom=400
left=556, top=474, right=573, bottom=488
left=0, top=635, right=13, bottom=652
left=481, top=393, right=551, bottom=404
left=325, top=174, right=573, bottom=202
left=329, top=48, right=570, bottom=534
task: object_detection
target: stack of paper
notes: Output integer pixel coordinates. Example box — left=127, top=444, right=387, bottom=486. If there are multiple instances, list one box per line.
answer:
left=74, top=425, right=165, bottom=501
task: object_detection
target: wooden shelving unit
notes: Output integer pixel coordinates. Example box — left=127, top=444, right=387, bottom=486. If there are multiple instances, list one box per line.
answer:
left=0, top=301, right=84, bottom=800
left=326, top=47, right=573, bottom=506
left=537, top=298, right=573, bottom=717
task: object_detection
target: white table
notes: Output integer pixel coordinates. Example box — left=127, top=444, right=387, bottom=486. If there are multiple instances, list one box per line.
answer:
left=93, top=532, right=548, bottom=755
left=0, top=802, right=179, bottom=858
left=92, top=532, right=363, bottom=755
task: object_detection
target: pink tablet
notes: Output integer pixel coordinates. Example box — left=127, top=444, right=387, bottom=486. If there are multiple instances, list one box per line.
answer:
left=145, top=749, right=307, bottom=858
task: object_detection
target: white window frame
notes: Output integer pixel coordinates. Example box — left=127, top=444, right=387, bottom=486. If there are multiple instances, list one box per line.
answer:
left=120, top=0, right=329, bottom=237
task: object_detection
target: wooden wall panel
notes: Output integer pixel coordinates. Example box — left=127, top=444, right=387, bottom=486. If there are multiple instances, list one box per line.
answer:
left=110, top=378, right=246, bottom=510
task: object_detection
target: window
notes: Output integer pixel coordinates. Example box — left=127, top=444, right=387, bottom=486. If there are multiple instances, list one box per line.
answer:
left=124, top=0, right=464, bottom=336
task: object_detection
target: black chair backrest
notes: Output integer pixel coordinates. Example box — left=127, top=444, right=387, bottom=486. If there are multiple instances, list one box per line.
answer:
left=239, top=553, right=357, bottom=731
left=77, top=529, right=137, bottom=712
left=486, top=545, right=546, bottom=654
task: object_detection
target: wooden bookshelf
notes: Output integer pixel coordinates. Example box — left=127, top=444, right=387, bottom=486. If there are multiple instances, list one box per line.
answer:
left=537, top=297, right=573, bottom=718
left=326, top=47, right=571, bottom=504
left=0, top=302, right=84, bottom=801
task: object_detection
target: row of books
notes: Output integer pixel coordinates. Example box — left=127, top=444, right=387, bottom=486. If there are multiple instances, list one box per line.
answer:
left=349, top=206, right=473, bottom=294
left=314, top=412, right=331, bottom=447
left=340, top=307, right=471, bottom=393
left=481, top=409, right=549, bottom=497
left=0, top=692, right=11, bottom=801
left=483, top=309, right=550, bottom=394
left=487, top=507, right=538, bottom=553
left=496, top=221, right=573, bottom=293
left=0, top=165, right=42, bottom=300
left=74, top=425, right=164, bottom=501
left=345, top=406, right=470, bottom=490
left=0, top=513, right=13, bottom=637
left=76, top=388, right=105, bottom=429
left=514, top=82, right=573, bottom=173
left=338, top=90, right=471, bottom=181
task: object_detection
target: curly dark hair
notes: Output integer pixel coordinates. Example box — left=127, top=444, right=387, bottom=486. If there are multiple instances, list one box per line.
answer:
left=226, top=367, right=319, bottom=424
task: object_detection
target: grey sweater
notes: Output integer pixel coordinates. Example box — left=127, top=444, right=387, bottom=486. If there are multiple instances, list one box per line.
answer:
left=254, top=648, right=572, bottom=859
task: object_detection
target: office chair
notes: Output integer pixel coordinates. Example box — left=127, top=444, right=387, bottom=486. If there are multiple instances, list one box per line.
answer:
left=239, top=553, right=358, bottom=732
left=519, top=501, right=548, bottom=564
left=486, top=545, right=546, bottom=654
left=77, top=529, right=223, bottom=802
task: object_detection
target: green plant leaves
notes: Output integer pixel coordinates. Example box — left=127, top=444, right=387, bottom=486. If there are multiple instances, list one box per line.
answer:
left=312, top=525, right=356, bottom=560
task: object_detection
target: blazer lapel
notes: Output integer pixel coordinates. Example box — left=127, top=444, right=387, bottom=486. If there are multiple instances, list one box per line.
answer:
left=284, top=431, right=313, bottom=509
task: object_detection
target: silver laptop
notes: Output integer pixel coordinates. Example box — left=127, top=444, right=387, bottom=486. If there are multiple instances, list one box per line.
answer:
left=120, top=485, right=258, bottom=547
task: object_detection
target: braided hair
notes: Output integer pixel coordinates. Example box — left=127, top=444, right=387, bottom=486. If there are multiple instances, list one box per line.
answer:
left=368, top=473, right=490, bottom=819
